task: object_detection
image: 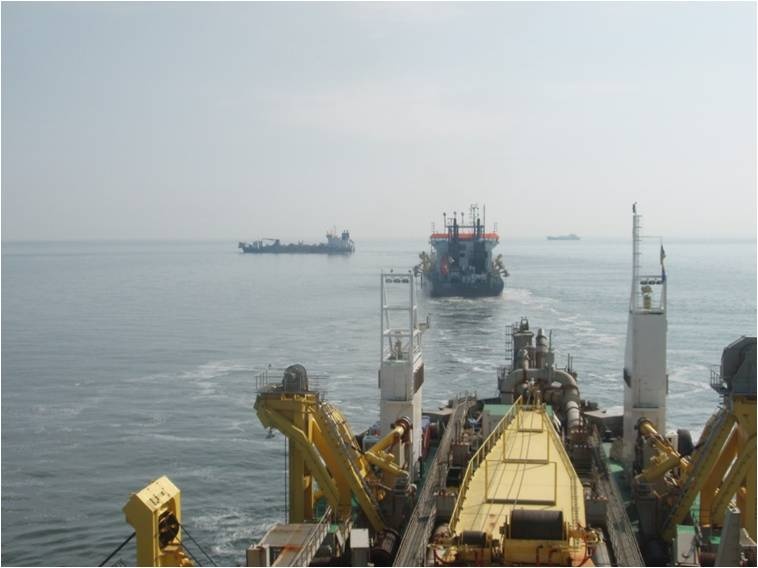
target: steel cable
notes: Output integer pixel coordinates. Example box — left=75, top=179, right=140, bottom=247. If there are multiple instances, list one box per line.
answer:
left=98, top=531, right=135, bottom=567
left=179, top=522, right=218, bottom=567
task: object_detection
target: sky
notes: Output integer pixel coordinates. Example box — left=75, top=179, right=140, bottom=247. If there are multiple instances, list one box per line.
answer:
left=1, top=2, right=756, bottom=241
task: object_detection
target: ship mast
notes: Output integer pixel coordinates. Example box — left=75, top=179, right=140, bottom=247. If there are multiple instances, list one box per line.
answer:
left=379, top=271, right=427, bottom=479
left=622, top=204, right=668, bottom=467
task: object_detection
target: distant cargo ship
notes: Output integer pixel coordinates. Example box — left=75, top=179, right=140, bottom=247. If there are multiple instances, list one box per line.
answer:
left=547, top=233, right=580, bottom=241
left=239, top=230, right=354, bottom=255
left=417, top=204, right=508, bottom=297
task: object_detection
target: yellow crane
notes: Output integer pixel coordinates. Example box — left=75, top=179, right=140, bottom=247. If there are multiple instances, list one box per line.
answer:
left=254, top=364, right=412, bottom=534
left=633, top=336, right=756, bottom=546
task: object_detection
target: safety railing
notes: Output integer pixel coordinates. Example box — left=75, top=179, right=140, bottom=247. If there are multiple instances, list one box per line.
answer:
left=633, top=274, right=666, bottom=312
left=287, top=507, right=333, bottom=568
left=255, top=367, right=328, bottom=398
left=710, top=365, right=727, bottom=395
left=448, top=397, right=522, bottom=532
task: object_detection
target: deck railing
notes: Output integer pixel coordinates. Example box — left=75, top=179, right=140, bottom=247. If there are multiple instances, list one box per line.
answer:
left=448, top=397, right=522, bottom=533
left=255, top=367, right=328, bottom=398
left=287, top=506, right=333, bottom=568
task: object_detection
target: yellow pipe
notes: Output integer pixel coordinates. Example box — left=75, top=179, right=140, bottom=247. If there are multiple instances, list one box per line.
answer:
left=363, top=449, right=408, bottom=478
left=368, top=418, right=410, bottom=455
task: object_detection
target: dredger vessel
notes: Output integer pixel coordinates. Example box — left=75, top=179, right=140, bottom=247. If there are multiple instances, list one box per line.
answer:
left=416, top=204, right=507, bottom=297
left=239, top=229, right=354, bottom=255
left=118, top=207, right=756, bottom=567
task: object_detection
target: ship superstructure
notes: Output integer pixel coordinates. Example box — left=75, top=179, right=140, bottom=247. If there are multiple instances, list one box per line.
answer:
left=238, top=229, right=354, bottom=255
left=417, top=205, right=507, bottom=297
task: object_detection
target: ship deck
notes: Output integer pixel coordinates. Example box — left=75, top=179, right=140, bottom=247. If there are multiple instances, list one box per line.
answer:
left=455, top=407, right=584, bottom=538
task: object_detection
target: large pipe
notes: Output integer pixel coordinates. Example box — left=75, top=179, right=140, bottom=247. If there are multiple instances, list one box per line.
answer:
left=544, top=369, right=582, bottom=432
left=368, top=416, right=412, bottom=455
left=501, top=367, right=583, bottom=431
left=535, top=329, right=548, bottom=369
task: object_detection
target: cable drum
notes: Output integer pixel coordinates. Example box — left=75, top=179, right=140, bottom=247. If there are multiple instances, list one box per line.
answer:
left=461, top=531, right=487, bottom=546
left=510, top=509, right=564, bottom=541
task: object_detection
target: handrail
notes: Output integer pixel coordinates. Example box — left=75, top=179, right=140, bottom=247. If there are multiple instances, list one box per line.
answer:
left=449, top=397, right=523, bottom=533
left=288, top=506, right=333, bottom=567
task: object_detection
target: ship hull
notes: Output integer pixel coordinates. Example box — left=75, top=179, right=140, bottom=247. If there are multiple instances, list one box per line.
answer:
left=239, top=245, right=353, bottom=255
left=422, top=273, right=504, bottom=298
left=238, top=242, right=354, bottom=254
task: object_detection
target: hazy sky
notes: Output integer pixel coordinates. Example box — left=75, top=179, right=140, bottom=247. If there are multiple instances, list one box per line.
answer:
left=2, top=2, right=755, bottom=241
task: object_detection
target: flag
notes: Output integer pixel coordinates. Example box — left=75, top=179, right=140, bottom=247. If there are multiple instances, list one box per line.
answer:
left=660, top=245, right=667, bottom=282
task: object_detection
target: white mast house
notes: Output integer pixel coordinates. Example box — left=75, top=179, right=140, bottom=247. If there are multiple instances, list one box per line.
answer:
left=622, top=205, right=669, bottom=466
left=378, top=271, right=427, bottom=478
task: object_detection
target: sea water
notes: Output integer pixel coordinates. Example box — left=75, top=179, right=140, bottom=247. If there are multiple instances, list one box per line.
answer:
left=2, top=238, right=755, bottom=566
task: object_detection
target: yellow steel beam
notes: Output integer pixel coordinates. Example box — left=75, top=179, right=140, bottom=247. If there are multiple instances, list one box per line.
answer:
left=734, top=397, right=756, bottom=539
left=255, top=405, right=341, bottom=516
left=310, top=404, right=387, bottom=532
left=699, top=427, right=738, bottom=527
left=710, top=437, right=756, bottom=527
left=662, top=410, right=735, bottom=541
left=256, top=391, right=393, bottom=533
left=310, top=417, right=357, bottom=519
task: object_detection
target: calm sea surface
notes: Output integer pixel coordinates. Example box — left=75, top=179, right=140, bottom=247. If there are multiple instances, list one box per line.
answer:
left=2, top=237, right=755, bottom=566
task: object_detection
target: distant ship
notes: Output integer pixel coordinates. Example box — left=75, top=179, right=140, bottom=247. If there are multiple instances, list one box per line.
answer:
left=547, top=233, right=580, bottom=241
left=417, top=204, right=508, bottom=297
left=239, top=230, right=355, bottom=255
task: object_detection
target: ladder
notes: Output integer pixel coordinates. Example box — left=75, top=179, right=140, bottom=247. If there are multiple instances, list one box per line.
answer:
left=318, top=403, right=384, bottom=526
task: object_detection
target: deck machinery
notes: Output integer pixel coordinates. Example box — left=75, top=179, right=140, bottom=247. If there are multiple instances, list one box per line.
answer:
left=247, top=271, right=438, bottom=566
left=121, top=206, right=756, bottom=567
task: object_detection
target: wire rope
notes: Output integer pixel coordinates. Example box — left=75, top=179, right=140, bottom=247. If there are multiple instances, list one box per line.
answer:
left=179, top=522, right=218, bottom=567
left=98, top=532, right=135, bottom=567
